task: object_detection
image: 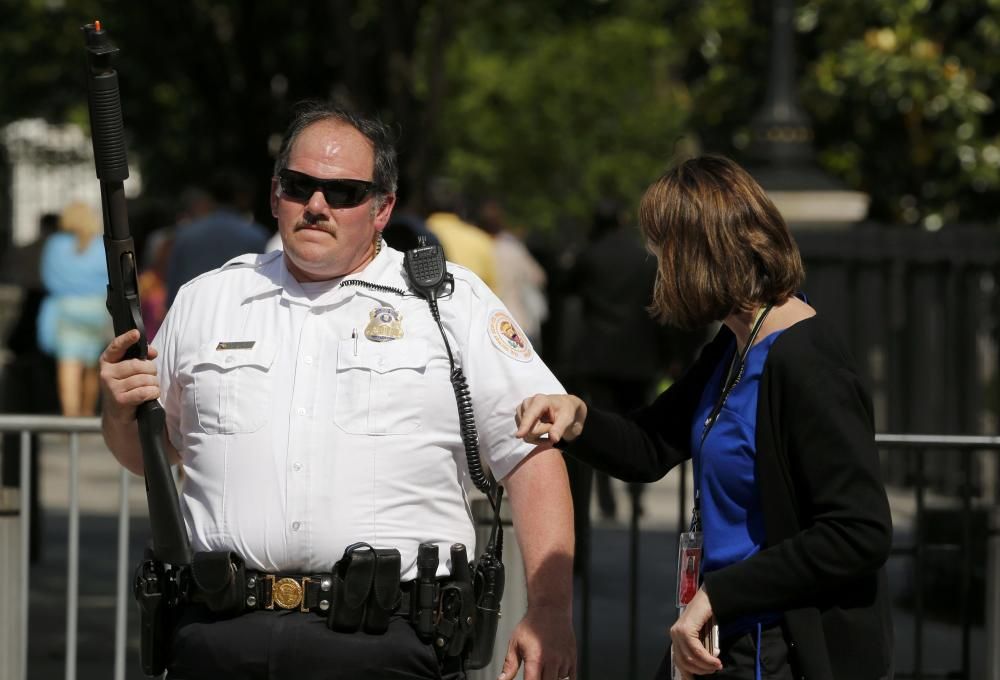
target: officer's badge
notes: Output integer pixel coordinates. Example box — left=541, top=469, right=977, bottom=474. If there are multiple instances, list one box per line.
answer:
left=487, top=310, right=532, bottom=362
left=365, top=305, right=403, bottom=342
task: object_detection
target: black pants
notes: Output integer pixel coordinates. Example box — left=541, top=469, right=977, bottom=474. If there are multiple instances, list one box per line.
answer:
left=654, top=624, right=795, bottom=680
left=167, top=605, right=462, bottom=680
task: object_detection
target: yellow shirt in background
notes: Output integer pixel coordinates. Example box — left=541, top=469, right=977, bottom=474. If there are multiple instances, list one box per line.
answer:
left=425, top=212, right=497, bottom=291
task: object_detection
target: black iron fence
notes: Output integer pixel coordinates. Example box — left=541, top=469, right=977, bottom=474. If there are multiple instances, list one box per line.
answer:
left=576, top=434, right=1000, bottom=680
left=796, top=225, right=1000, bottom=441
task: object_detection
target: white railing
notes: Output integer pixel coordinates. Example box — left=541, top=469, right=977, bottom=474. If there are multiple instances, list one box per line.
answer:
left=0, top=414, right=524, bottom=680
left=0, top=415, right=131, bottom=680
left=3, top=414, right=998, bottom=680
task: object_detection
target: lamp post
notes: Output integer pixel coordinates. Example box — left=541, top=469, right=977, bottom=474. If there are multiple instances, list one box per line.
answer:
left=747, top=0, right=869, bottom=230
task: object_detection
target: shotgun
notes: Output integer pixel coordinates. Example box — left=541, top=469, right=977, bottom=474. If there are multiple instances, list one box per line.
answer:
left=82, top=20, right=191, bottom=567
left=83, top=23, right=192, bottom=674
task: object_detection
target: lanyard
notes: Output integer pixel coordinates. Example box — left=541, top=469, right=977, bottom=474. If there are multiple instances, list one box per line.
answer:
left=690, top=303, right=774, bottom=531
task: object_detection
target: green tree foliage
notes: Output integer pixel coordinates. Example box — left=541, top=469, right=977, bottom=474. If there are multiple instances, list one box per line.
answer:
left=0, top=0, right=435, bottom=224
left=4, top=0, right=1000, bottom=232
left=658, top=0, right=1000, bottom=226
left=431, top=2, right=691, bottom=232
left=800, top=0, right=1000, bottom=225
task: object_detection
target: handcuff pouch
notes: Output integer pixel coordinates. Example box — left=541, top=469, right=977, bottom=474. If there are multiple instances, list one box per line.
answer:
left=364, top=548, right=402, bottom=634
left=190, top=550, right=245, bottom=615
left=327, top=543, right=377, bottom=632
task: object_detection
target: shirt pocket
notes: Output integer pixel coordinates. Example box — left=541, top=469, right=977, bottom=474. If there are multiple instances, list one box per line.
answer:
left=192, top=341, right=276, bottom=434
left=334, top=337, right=427, bottom=435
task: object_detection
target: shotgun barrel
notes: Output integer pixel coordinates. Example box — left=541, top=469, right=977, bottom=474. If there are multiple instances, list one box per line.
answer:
left=82, top=21, right=191, bottom=567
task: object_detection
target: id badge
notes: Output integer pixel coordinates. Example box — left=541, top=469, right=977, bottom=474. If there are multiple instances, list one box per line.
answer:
left=675, top=530, right=702, bottom=608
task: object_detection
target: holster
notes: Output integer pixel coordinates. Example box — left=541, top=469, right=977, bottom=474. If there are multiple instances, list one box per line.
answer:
left=465, top=553, right=505, bottom=669
left=189, top=550, right=246, bottom=616
left=133, top=545, right=190, bottom=678
left=134, top=556, right=168, bottom=677
left=433, top=544, right=477, bottom=658
left=327, top=543, right=402, bottom=635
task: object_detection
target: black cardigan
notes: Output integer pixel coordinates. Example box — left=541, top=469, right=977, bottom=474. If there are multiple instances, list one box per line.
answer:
left=568, top=315, right=894, bottom=680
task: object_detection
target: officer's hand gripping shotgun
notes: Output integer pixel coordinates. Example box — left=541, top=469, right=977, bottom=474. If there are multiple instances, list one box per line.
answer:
left=83, top=21, right=192, bottom=676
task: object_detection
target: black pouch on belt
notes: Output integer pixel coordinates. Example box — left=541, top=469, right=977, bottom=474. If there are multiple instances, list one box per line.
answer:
left=364, top=548, right=402, bottom=634
left=190, top=550, right=246, bottom=615
left=328, top=543, right=377, bottom=633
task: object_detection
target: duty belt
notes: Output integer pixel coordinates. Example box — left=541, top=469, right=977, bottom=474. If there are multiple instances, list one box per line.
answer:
left=190, top=569, right=427, bottom=617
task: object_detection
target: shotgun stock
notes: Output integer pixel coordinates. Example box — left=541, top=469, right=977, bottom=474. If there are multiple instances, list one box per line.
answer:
left=82, top=21, right=191, bottom=567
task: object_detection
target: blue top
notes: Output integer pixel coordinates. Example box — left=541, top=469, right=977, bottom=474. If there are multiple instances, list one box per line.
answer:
left=691, top=328, right=785, bottom=639
left=166, top=209, right=269, bottom=307
left=37, top=233, right=109, bottom=354
left=40, top=232, right=108, bottom=296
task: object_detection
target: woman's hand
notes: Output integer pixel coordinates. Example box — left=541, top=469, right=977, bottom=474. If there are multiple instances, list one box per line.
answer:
left=670, top=587, right=723, bottom=678
left=515, top=394, right=588, bottom=445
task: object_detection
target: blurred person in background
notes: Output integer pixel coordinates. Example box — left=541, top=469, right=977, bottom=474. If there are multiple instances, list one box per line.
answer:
left=1, top=212, right=60, bottom=370
left=477, top=198, right=548, bottom=349
left=138, top=235, right=171, bottom=341
left=141, top=186, right=215, bottom=271
left=562, top=199, right=665, bottom=570
left=39, top=202, right=112, bottom=417
left=1, top=212, right=61, bottom=561
left=165, top=168, right=269, bottom=307
left=425, top=177, right=497, bottom=290
left=515, top=156, right=893, bottom=680
left=382, top=177, right=440, bottom=252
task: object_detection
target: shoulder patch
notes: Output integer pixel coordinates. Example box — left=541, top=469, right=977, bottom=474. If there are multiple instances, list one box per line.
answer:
left=487, top=310, right=533, bottom=362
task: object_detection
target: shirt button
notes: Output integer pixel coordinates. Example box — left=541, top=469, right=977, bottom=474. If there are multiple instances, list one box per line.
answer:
left=292, top=462, right=302, bottom=471
left=225, top=356, right=235, bottom=364
left=291, top=521, right=301, bottom=531
left=304, top=356, right=313, bottom=365
left=376, top=357, right=385, bottom=368
left=297, top=407, right=306, bottom=416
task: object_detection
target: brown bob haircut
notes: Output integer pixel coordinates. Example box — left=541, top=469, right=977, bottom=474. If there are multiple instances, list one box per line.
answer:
left=638, top=155, right=804, bottom=329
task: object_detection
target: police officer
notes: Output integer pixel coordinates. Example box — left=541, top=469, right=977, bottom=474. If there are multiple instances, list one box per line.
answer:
left=100, top=102, right=576, bottom=680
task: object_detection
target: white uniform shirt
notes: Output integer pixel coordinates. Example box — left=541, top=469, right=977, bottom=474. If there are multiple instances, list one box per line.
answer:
left=153, top=246, right=563, bottom=579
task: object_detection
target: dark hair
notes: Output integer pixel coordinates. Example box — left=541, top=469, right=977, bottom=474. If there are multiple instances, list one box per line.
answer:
left=638, top=155, right=804, bottom=329
left=273, top=101, right=398, bottom=202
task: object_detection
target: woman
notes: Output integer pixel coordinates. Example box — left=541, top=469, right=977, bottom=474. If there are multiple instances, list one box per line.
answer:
left=39, top=201, right=111, bottom=416
left=516, top=156, right=893, bottom=680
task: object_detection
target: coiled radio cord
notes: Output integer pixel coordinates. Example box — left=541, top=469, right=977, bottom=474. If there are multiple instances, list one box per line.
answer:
left=340, top=276, right=500, bottom=511
left=426, top=297, right=500, bottom=509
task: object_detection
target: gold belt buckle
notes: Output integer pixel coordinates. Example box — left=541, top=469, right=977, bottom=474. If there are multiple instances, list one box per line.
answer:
left=261, top=574, right=312, bottom=611
left=272, top=577, right=304, bottom=610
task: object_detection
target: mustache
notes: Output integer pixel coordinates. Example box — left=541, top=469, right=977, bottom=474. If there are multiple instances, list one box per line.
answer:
left=295, top=216, right=335, bottom=231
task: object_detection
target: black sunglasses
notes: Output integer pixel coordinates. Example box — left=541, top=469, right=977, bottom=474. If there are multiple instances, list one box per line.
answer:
left=277, top=169, right=376, bottom=208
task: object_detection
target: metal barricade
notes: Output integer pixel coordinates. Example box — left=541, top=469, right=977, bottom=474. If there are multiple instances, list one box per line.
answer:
left=3, top=415, right=998, bottom=680
left=0, top=415, right=131, bottom=680
left=575, top=434, right=1000, bottom=680
left=875, top=435, right=1000, bottom=680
